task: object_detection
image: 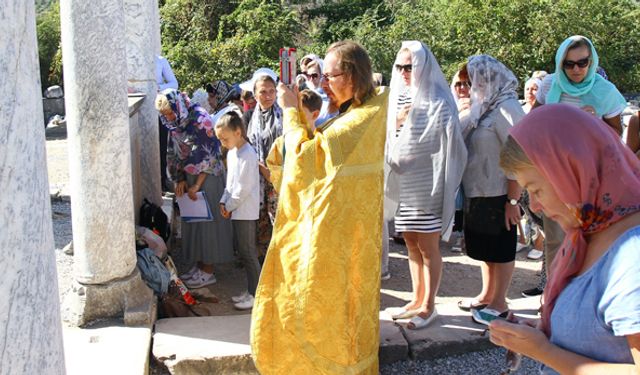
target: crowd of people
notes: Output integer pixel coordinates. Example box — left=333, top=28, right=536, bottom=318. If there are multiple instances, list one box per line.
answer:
left=154, top=35, right=640, bottom=374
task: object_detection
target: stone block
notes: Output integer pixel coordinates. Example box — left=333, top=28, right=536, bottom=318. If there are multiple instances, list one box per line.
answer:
left=153, top=315, right=258, bottom=375
left=397, top=303, right=494, bottom=360
left=45, top=85, right=64, bottom=98
left=63, top=268, right=156, bottom=327
left=379, top=312, right=409, bottom=365
left=63, top=322, right=151, bottom=375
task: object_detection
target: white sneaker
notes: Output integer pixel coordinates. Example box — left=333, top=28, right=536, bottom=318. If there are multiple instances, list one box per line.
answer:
left=185, top=269, right=217, bottom=288
left=232, top=290, right=251, bottom=303
left=234, top=294, right=255, bottom=310
left=527, top=248, right=544, bottom=260
left=179, top=266, right=199, bottom=281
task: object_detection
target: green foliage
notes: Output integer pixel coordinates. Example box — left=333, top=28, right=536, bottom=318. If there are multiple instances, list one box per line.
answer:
left=36, top=0, right=62, bottom=92
left=161, top=0, right=300, bottom=92
left=35, top=0, right=640, bottom=96
left=351, top=0, right=640, bottom=92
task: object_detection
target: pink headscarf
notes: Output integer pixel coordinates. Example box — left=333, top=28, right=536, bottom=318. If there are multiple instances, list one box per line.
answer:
left=509, top=104, right=640, bottom=336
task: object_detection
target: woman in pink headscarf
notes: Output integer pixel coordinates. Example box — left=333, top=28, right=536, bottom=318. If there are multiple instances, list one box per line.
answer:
left=492, top=104, right=640, bottom=374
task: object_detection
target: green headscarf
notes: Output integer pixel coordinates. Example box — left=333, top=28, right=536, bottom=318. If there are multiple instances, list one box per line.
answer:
left=547, top=35, right=626, bottom=118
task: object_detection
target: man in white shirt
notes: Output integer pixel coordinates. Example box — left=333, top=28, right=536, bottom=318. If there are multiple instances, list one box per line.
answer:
left=156, top=56, right=179, bottom=91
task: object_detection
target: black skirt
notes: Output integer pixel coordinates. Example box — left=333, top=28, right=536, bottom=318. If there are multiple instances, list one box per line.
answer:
left=464, top=195, right=517, bottom=263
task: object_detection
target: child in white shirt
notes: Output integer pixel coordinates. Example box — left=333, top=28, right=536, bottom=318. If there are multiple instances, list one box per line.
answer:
left=215, top=112, right=261, bottom=310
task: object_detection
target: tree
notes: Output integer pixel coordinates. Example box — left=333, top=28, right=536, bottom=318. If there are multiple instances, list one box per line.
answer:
left=350, top=0, right=640, bottom=93
left=36, top=0, right=62, bottom=92
left=160, top=0, right=301, bottom=92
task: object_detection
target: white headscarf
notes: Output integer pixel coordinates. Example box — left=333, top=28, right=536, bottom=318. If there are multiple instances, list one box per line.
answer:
left=524, top=77, right=542, bottom=93
left=300, top=53, right=324, bottom=72
left=190, top=88, right=211, bottom=113
left=385, top=41, right=468, bottom=240
left=465, top=55, right=519, bottom=130
left=239, top=68, right=279, bottom=93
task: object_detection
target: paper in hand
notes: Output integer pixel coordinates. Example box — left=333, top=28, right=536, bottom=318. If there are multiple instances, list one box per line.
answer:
left=176, top=191, right=213, bottom=222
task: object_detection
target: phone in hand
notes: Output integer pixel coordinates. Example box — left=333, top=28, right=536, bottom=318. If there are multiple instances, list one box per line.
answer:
left=477, top=309, right=508, bottom=323
left=279, top=47, right=297, bottom=87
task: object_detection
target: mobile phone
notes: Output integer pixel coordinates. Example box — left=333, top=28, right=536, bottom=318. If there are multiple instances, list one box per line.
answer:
left=477, top=309, right=508, bottom=323
left=279, top=47, right=297, bottom=86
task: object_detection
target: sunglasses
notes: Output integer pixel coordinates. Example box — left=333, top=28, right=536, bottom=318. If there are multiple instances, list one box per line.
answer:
left=304, top=72, right=319, bottom=79
left=454, top=81, right=471, bottom=89
left=563, top=57, right=590, bottom=69
left=395, top=64, right=412, bottom=73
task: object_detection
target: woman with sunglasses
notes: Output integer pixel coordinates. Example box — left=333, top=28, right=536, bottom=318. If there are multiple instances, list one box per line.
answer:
left=451, top=69, right=472, bottom=112
left=384, top=41, right=467, bottom=330
left=300, top=56, right=339, bottom=127
left=533, top=35, right=626, bottom=135
left=492, top=104, right=640, bottom=374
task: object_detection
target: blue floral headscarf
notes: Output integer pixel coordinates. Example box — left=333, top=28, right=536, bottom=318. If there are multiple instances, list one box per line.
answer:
left=159, top=88, right=190, bottom=131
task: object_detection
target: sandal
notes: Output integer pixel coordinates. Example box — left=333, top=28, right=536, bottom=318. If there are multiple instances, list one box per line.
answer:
left=457, top=298, right=488, bottom=312
left=385, top=306, right=420, bottom=320
left=407, top=309, right=438, bottom=330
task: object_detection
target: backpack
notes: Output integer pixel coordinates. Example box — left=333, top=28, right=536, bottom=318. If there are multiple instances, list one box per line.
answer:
left=139, top=198, right=170, bottom=242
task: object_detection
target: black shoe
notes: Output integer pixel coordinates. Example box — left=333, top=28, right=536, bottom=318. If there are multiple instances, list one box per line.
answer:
left=521, top=287, right=543, bottom=297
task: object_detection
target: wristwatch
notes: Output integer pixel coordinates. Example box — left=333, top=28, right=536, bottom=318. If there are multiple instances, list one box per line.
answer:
left=508, top=198, right=518, bottom=206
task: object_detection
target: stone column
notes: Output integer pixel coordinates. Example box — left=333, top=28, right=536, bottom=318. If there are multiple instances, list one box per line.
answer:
left=60, top=0, right=153, bottom=326
left=0, top=2, right=66, bottom=374
left=125, top=0, right=163, bottom=208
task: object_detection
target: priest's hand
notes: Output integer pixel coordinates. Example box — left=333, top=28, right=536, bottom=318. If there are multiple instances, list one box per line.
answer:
left=277, top=82, right=299, bottom=109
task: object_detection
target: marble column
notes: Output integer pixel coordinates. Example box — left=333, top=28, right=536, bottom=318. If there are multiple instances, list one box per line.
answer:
left=60, top=0, right=153, bottom=326
left=0, top=2, right=66, bottom=374
left=125, top=0, right=163, bottom=208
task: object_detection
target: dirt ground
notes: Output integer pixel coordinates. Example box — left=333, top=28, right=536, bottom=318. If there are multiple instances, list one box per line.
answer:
left=159, top=234, right=543, bottom=318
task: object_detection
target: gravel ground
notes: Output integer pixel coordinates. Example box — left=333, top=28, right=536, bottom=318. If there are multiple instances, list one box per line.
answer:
left=381, top=348, right=541, bottom=374
left=51, top=199, right=73, bottom=249
left=51, top=199, right=74, bottom=309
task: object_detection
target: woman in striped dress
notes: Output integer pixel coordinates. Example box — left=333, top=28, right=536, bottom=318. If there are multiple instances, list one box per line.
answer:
left=385, top=41, right=467, bottom=330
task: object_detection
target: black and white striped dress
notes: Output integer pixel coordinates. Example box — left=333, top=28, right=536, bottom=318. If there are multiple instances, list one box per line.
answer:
left=393, top=92, right=443, bottom=234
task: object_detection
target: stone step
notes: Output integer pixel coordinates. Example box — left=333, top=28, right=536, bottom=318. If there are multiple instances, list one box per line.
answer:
left=151, top=297, right=540, bottom=374
left=63, top=322, right=152, bottom=375
left=153, top=315, right=256, bottom=374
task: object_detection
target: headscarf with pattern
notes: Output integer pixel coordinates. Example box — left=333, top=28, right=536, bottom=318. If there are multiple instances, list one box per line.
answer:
left=159, top=88, right=191, bottom=131
left=465, top=55, right=519, bottom=130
